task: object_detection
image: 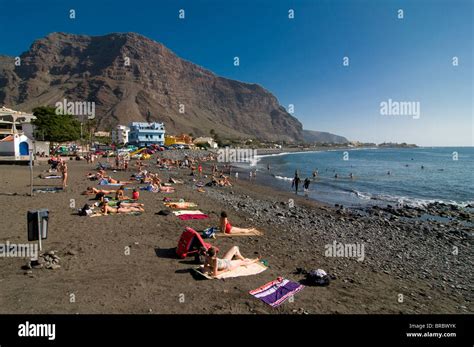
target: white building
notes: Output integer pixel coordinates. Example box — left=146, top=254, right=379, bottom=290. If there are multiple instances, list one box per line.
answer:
left=128, top=122, right=165, bottom=146
left=111, top=125, right=130, bottom=144
left=193, top=137, right=218, bottom=149
left=0, top=106, right=36, bottom=160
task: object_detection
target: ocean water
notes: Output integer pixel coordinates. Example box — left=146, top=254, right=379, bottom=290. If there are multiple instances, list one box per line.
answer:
left=253, top=147, right=474, bottom=208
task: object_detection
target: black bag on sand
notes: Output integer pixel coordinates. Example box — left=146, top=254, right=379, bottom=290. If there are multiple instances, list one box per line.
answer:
left=295, top=268, right=331, bottom=287
left=306, top=269, right=331, bottom=286
left=79, top=204, right=92, bottom=216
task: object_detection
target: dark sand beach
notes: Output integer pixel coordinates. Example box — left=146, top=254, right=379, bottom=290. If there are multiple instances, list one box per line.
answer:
left=0, top=152, right=472, bottom=314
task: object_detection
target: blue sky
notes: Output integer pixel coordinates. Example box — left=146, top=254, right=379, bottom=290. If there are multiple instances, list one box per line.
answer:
left=0, top=0, right=472, bottom=146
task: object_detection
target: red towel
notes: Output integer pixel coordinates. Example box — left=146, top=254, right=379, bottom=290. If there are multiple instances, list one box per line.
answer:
left=177, top=214, right=209, bottom=220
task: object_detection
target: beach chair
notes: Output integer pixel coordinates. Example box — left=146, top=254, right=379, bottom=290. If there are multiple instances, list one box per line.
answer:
left=176, top=227, right=217, bottom=259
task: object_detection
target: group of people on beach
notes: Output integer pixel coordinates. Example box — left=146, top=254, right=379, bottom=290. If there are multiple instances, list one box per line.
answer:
left=73, top=149, right=262, bottom=276
left=199, top=212, right=261, bottom=277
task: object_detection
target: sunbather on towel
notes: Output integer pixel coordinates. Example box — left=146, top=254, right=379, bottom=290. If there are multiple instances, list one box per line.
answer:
left=82, top=187, right=117, bottom=195
left=220, top=211, right=258, bottom=234
left=201, top=246, right=260, bottom=277
left=104, top=198, right=144, bottom=208
left=99, top=201, right=144, bottom=215
left=160, top=186, right=175, bottom=193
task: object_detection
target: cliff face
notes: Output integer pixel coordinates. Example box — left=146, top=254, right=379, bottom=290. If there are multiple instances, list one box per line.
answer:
left=0, top=32, right=304, bottom=142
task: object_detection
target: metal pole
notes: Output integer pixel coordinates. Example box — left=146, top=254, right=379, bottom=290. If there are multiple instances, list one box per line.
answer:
left=29, top=149, right=33, bottom=197
left=37, top=213, right=42, bottom=252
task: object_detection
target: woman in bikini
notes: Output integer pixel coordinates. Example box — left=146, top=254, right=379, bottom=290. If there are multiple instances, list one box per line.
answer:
left=60, top=161, right=68, bottom=189
left=99, top=201, right=144, bottom=215
left=82, top=187, right=117, bottom=195
left=220, top=211, right=259, bottom=234
left=201, top=246, right=260, bottom=277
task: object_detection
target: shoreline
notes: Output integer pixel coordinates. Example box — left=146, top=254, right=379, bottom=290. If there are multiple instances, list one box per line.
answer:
left=0, top=152, right=472, bottom=314
left=229, top=150, right=474, bottom=226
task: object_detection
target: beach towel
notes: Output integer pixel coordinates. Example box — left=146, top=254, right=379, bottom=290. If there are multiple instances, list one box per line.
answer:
left=193, top=261, right=268, bottom=280
left=90, top=211, right=142, bottom=217
left=177, top=214, right=209, bottom=220
left=41, top=175, right=62, bottom=179
left=141, top=185, right=160, bottom=192
left=216, top=229, right=263, bottom=237
left=249, top=278, right=304, bottom=307
left=33, top=187, right=63, bottom=193
left=172, top=210, right=205, bottom=216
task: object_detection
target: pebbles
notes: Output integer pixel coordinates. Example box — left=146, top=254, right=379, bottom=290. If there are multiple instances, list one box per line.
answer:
left=205, top=184, right=473, bottom=307
left=23, top=250, right=62, bottom=273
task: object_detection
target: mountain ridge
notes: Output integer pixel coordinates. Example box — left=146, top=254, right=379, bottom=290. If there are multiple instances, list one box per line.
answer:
left=0, top=32, right=345, bottom=143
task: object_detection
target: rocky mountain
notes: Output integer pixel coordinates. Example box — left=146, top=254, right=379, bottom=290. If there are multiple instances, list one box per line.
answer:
left=0, top=32, right=306, bottom=142
left=302, top=130, right=348, bottom=144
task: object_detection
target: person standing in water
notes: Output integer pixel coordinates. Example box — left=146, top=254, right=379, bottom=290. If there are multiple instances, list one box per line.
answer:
left=292, top=171, right=301, bottom=194
left=303, top=177, right=311, bottom=196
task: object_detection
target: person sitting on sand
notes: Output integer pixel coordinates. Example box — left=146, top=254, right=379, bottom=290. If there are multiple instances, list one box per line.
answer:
left=115, top=185, right=130, bottom=200
left=132, top=188, right=139, bottom=200
left=219, top=175, right=232, bottom=187
left=220, top=211, right=258, bottom=234
left=201, top=246, right=260, bottom=277
left=99, top=201, right=144, bottom=215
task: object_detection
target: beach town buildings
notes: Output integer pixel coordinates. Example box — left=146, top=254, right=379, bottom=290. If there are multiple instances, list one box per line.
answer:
left=193, top=136, right=218, bottom=149
left=128, top=122, right=165, bottom=146
left=164, top=134, right=193, bottom=146
left=94, top=131, right=110, bottom=138
left=0, top=106, right=36, bottom=159
left=111, top=125, right=130, bottom=144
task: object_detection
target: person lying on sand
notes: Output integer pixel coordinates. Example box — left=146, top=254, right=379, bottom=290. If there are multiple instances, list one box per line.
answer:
left=87, top=169, right=109, bottom=179
left=160, top=186, right=175, bottom=193
left=82, top=187, right=118, bottom=195
left=201, top=246, right=260, bottom=277
left=100, top=176, right=132, bottom=184
left=169, top=177, right=184, bottom=184
left=99, top=201, right=144, bottom=215
left=106, top=200, right=144, bottom=209
left=220, top=211, right=258, bottom=234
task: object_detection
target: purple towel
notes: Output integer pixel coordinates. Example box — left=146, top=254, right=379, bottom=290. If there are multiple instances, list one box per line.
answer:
left=250, top=278, right=304, bottom=307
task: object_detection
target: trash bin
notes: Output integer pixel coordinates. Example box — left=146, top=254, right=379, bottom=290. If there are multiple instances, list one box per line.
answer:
left=27, top=209, right=49, bottom=241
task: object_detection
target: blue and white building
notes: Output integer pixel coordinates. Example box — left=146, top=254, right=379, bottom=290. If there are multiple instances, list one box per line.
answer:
left=128, top=122, right=165, bottom=146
